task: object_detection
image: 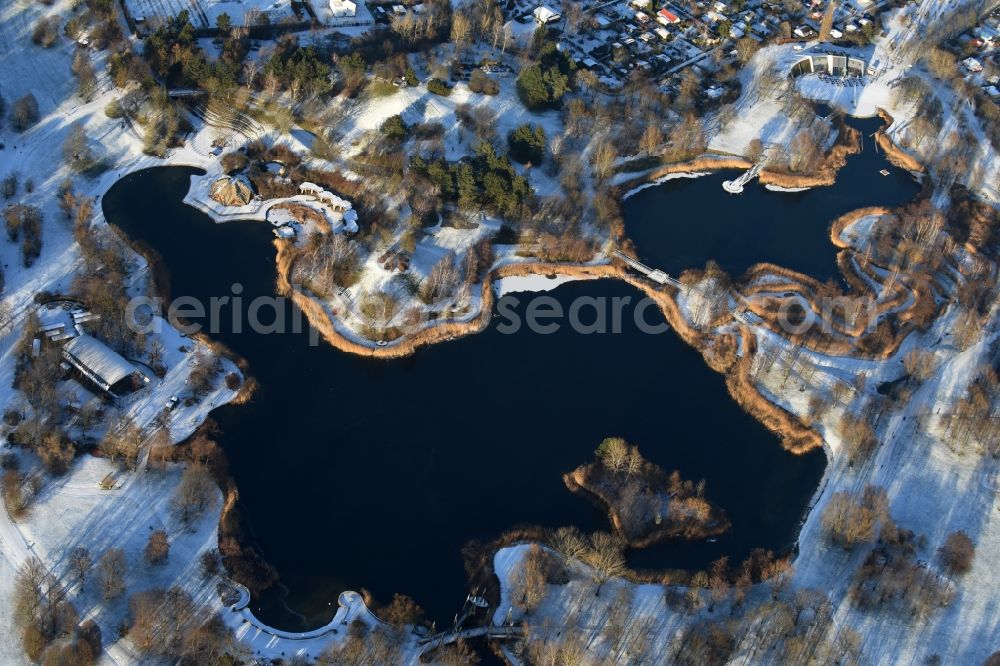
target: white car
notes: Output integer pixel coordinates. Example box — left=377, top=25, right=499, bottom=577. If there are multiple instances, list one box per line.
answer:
left=165, top=396, right=180, bottom=411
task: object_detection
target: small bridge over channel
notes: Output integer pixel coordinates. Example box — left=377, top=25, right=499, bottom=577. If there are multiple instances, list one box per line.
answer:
left=418, top=625, right=523, bottom=652
left=415, top=594, right=522, bottom=655
left=613, top=251, right=758, bottom=325
left=613, top=250, right=682, bottom=287
left=167, top=88, right=209, bottom=98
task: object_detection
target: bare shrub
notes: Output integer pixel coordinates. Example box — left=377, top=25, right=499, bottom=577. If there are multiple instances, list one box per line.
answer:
left=188, top=353, right=221, bottom=396
left=31, top=17, right=60, bottom=48
left=903, top=349, right=936, bottom=382
left=510, top=545, right=560, bottom=613
left=144, top=530, right=170, bottom=565
left=839, top=413, right=878, bottom=465
left=549, top=525, right=588, bottom=562
left=2, top=171, right=18, bottom=199
left=10, top=94, right=39, bottom=132
left=821, top=486, right=888, bottom=549
left=2, top=469, right=30, bottom=517
left=376, top=593, right=425, bottom=626
left=583, top=532, right=627, bottom=590
left=938, top=530, right=974, bottom=575
left=952, top=308, right=982, bottom=350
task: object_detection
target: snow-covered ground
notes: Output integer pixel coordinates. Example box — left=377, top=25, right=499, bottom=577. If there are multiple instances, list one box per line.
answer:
left=712, top=0, right=1000, bottom=204
left=494, top=273, right=584, bottom=296
left=0, top=1, right=272, bottom=662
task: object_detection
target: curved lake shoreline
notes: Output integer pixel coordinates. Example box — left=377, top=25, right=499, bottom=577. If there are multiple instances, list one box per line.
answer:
left=621, top=115, right=922, bottom=282
left=102, top=166, right=829, bottom=629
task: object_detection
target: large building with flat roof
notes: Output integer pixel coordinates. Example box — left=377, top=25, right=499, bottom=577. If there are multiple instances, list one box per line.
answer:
left=791, top=53, right=867, bottom=78
left=62, top=335, right=146, bottom=396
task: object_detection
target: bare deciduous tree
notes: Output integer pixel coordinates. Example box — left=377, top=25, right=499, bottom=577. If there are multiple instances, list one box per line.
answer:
left=173, top=465, right=216, bottom=526
left=98, top=548, right=127, bottom=600
left=69, top=546, right=92, bottom=583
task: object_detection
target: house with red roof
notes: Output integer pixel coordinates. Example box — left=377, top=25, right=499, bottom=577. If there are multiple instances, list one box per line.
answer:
left=657, top=7, right=681, bottom=25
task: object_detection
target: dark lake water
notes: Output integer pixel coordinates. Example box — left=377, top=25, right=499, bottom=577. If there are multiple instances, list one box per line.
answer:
left=100, top=146, right=912, bottom=630
left=623, top=117, right=923, bottom=282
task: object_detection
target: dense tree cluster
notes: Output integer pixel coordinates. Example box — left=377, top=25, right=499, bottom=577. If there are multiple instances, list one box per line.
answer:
left=322, top=620, right=407, bottom=665
left=141, top=93, right=191, bottom=157
left=12, top=559, right=98, bottom=663
left=850, top=524, right=954, bottom=616
left=4, top=203, right=44, bottom=266
left=379, top=114, right=408, bottom=142
left=386, top=0, right=452, bottom=47
left=516, top=42, right=575, bottom=110
left=579, top=437, right=725, bottom=545
left=409, top=142, right=532, bottom=216
left=419, top=254, right=460, bottom=303
left=128, top=586, right=228, bottom=662
left=65, top=0, right=124, bottom=50
left=108, top=51, right=153, bottom=90
left=71, top=220, right=148, bottom=357
left=10, top=318, right=76, bottom=473
left=507, top=123, right=547, bottom=166
left=262, top=37, right=331, bottom=98
left=99, top=416, right=145, bottom=471
left=143, top=12, right=207, bottom=87
left=426, top=78, right=452, bottom=96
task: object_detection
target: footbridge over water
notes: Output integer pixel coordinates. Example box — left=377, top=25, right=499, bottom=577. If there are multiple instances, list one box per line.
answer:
left=167, top=88, right=209, bottom=98
left=614, top=252, right=760, bottom=325
left=613, top=251, right=682, bottom=287
left=722, top=162, right=763, bottom=194
left=418, top=625, right=523, bottom=652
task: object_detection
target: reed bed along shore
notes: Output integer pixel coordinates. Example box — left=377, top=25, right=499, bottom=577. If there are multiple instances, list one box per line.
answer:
left=275, top=239, right=627, bottom=357
left=759, top=123, right=862, bottom=189
left=727, top=326, right=824, bottom=455
left=876, top=109, right=926, bottom=173
left=615, top=121, right=866, bottom=200
left=828, top=206, right=895, bottom=247
left=615, top=155, right=753, bottom=194
left=276, top=241, right=823, bottom=455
